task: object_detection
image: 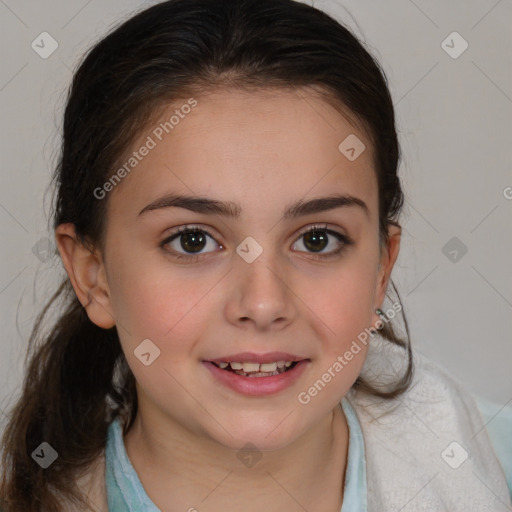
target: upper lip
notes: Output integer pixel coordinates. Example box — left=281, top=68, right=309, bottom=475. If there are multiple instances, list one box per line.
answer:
left=206, top=352, right=309, bottom=364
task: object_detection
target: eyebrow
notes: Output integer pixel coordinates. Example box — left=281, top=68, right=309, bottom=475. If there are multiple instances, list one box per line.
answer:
left=138, top=193, right=369, bottom=219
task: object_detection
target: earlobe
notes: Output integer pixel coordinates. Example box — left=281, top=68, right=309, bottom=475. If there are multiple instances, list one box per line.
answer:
left=54, top=223, right=116, bottom=329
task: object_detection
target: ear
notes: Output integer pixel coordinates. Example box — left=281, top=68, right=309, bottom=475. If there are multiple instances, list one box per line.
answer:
left=373, top=223, right=401, bottom=316
left=54, top=223, right=116, bottom=329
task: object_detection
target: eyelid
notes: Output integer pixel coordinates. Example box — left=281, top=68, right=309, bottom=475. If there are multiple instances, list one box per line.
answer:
left=295, top=223, right=352, bottom=243
left=297, top=222, right=332, bottom=237
left=163, top=224, right=220, bottom=243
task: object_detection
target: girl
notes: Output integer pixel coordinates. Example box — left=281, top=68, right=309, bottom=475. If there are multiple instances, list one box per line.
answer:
left=1, top=0, right=511, bottom=510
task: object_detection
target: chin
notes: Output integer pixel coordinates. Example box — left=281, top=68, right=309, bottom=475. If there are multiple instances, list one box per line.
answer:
left=203, top=411, right=308, bottom=453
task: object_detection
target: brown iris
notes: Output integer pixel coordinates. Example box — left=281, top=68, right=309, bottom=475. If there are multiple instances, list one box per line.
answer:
left=302, top=230, right=328, bottom=252
left=180, top=231, right=207, bottom=253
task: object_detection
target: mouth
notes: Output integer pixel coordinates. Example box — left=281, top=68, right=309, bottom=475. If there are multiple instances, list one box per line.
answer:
left=203, top=354, right=310, bottom=395
left=210, top=360, right=299, bottom=378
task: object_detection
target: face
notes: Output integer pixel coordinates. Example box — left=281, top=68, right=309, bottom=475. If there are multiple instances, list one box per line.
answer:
left=60, top=87, right=399, bottom=450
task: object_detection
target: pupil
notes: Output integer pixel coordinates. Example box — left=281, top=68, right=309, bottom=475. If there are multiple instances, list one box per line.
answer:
left=304, top=231, right=327, bottom=252
left=181, top=231, right=206, bottom=253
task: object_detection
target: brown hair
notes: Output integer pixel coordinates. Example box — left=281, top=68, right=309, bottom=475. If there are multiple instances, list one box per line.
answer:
left=0, top=0, right=413, bottom=509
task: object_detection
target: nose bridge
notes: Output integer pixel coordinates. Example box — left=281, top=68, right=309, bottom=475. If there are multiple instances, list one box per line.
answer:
left=237, top=237, right=285, bottom=297
left=229, top=234, right=295, bottom=327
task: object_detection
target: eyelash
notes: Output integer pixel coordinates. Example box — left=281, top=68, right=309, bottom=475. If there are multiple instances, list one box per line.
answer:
left=160, top=223, right=353, bottom=262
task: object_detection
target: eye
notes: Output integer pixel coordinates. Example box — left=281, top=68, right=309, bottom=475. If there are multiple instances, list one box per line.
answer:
left=160, top=223, right=353, bottom=262
left=160, top=225, right=222, bottom=261
left=291, top=224, right=353, bottom=259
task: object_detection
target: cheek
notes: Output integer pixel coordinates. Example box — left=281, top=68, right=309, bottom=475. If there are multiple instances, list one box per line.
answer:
left=109, top=269, right=208, bottom=400
left=332, top=270, right=376, bottom=327
left=302, top=255, right=378, bottom=386
left=107, top=255, right=211, bottom=347
left=312, top=257, right=378, bottom=329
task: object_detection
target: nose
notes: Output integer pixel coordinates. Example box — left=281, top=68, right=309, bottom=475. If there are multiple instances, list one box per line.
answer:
left=224, top=249, right=297, bottom=331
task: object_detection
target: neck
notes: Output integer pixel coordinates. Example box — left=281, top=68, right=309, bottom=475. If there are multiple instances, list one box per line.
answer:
left=124, top=400, right=349, bottom=511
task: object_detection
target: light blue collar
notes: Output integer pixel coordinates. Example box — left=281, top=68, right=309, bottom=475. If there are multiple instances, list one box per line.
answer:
left=340, top=396, right=368, bottom=511
left=105, top=397, right=367, bottom=511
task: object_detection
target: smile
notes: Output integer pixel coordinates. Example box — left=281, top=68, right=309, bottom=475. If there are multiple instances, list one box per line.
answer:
left=203, top=355, right=310, bottom=396
left=212, top=360, right=296, bottom=377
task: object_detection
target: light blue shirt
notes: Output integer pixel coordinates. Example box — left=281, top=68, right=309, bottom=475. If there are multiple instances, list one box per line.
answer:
left=105, top=395, right=511, bottom=511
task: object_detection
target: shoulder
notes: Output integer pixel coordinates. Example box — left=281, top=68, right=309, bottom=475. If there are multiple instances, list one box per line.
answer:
left=346, top=338, right=512, bottom=508
left=473, top=393, right=512, bottom=497
left=415, top=355, right=512, bottom=499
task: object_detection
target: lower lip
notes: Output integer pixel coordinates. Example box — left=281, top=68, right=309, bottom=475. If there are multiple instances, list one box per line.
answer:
left=203, top=360, right=309, bottom=396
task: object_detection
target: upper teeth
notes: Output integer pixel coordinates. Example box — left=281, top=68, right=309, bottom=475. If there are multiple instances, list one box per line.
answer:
left=218, top=361, right=293, bottom=372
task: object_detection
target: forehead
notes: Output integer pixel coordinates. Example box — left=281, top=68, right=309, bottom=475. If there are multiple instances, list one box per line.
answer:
left=107, top=87, right=377, bottom=222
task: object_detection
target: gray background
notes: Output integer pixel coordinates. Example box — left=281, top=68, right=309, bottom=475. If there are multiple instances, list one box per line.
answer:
left=1, top=0, right=511, bottom=433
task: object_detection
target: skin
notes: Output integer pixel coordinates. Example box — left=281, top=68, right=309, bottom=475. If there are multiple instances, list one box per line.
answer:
left=56, top=87, right=401, bottom=511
